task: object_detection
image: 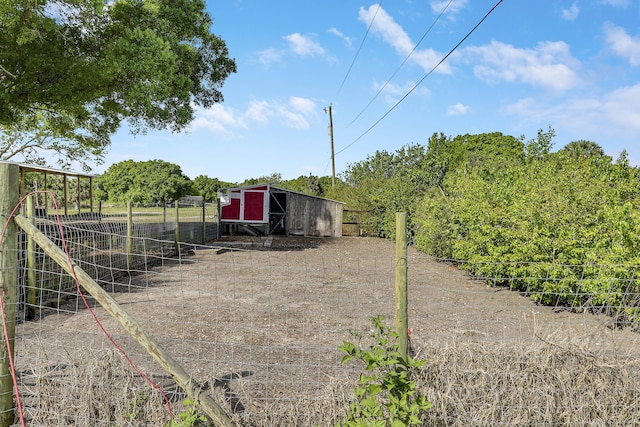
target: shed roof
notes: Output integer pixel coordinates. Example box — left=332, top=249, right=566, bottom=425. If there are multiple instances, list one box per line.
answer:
left=221, top=183, right=345, bottom=205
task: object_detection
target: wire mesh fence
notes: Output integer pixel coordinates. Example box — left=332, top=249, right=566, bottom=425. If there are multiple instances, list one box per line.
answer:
left=8, top=213, right=640, bottom=426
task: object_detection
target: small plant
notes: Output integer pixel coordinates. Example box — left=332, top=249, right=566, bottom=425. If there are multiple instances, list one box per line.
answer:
left=164, top=399, right=211, bottom=427
left=338, top=315, right=431, bottom=427
left=122, top=392, right=150, bottom=421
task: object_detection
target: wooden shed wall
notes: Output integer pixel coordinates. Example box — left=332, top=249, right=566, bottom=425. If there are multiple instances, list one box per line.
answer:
left=286, top=192, right=343, bottom=237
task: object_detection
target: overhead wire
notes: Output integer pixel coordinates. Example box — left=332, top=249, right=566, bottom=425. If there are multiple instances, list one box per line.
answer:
left=346, top=0, right=455, bottom=128
left=337, top=1, right=384, bottom=94
left=335, top=0, right=505, bottom=157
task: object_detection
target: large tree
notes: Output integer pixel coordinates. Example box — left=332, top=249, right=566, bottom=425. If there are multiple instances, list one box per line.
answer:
left=192, top=175, right=234, bottom=202
left=97, top=159, right=193, bottom=204
left=0, top=0, right=236, bottom=169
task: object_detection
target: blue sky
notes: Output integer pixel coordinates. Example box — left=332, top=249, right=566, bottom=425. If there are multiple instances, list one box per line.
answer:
left=103, top=0, right=640, bottom=183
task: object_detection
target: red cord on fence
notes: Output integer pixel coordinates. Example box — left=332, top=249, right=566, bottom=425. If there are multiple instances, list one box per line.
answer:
left=0, top=191, right=174, bottom=425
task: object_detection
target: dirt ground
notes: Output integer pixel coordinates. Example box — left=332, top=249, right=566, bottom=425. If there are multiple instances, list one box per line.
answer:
left=13, top=236, right=640, bottom=424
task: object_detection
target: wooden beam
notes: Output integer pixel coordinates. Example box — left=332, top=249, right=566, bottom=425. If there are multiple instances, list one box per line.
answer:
left=14, top=214, right=236, bottom=427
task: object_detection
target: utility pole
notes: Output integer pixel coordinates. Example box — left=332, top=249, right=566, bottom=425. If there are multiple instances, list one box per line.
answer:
left=325, top=104, right=336, bottom=189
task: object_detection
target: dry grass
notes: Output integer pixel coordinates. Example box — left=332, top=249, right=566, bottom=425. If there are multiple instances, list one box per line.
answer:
left=13, top=237, right=640, bottom=426
left=416, top=339, right=640, bottom=426
left=14, top=337, right=640, bottom=426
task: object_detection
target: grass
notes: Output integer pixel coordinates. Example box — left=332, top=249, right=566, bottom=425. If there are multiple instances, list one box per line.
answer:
left=15, top=337, right=640, bottom=426
left=97, top=205, right=217, bottom=223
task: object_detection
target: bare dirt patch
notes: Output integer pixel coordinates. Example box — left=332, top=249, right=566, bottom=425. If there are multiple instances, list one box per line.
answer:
left=14, top=236, right=640, bottom=426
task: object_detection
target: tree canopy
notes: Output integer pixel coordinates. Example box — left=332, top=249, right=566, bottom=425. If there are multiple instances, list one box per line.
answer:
left=0, top=0, right=236, bottom=169
left=192, top=175, right=234, bottom=202
left=97, top=159, right=193, bottom=204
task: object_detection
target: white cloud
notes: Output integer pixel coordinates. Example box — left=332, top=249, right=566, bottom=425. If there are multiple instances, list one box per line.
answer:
left=503, top=83, right=640, bottom=141
left=255, top=33, right=334, bottom=67
left=430, top=0, right=469, bottom=20
left=464, top=40, right=581, bottom=92
left=601, top=83, right=640, bottom=132
left=328, top=27, right=353, bottom=47
left=190, top=104, right=246, bottom=134
left=447, top=103, right=471, bottom=116
left=284, top=33, right=326, bottom=57
left=192, top=94, right=319, bottom=133
left=277, top=107, right=310, bottom=130
left=246, top=100, right=271, bottom=123
left=604, top=22, right=640, bottom=66
left=289, top=96, right=316, bottom=116
left=196, top=96, right=318, bottom=132
left=358, top=5, right=452, bottom=75
left=372, top=80, right=430, bottom=104
left=256, top=48, right=283, bottom=67
left=561, top=2, right=580, bottom=20
left=599, top=0, right=630, bottom=6
left=277, top=96, right=317, bottom=129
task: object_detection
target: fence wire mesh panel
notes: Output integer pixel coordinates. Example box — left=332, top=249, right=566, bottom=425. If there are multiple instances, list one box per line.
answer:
left=10, top=229, right=640, bottom=426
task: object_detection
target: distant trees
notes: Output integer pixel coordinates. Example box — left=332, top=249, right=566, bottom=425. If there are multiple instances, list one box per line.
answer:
left=192, top=175, right=235, bottom=202
left=277, top=174, right=336, bottom=197
left=97, top=160, right=193, bottom=205
left=334, top=127, right=640, bottom=319
left=339, top=131, right=525, bottom=238
left=560, top=140, right=607, bottom=160
left=239, top=172, right=282, bottom=187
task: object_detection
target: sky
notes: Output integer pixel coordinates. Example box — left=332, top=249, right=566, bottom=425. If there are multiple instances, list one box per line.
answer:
left=102, top=0, right=640, bottom=183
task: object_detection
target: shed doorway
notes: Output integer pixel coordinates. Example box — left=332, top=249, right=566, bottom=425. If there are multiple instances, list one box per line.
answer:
left=269, top=191, right=287, bottom=235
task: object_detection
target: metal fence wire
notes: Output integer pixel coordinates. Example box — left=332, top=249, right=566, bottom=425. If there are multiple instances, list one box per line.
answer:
left=6, top=212, right=640, bottom=426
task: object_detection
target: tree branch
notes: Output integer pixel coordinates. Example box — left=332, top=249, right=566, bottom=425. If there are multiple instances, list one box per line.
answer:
left=0, top=64, right=17, bottom=79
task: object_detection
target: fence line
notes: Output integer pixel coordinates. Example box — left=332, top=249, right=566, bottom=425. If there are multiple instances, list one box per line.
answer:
left=1, top=164, right=640, bottom=425
left=8, top=229, right=640, bottom=425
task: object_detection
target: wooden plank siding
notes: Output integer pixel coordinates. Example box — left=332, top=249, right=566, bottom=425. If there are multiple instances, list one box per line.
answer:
left=285, top=191, right=343, bottom=237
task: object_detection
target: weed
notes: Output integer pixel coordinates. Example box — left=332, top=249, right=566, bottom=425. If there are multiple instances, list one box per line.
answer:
left=164, top=399, right=211, bottom=427
left=338, top=315, right=431, bottom=427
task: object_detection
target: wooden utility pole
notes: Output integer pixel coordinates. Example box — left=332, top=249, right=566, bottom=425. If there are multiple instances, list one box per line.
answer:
left=325, top=104, right=336, bottom=189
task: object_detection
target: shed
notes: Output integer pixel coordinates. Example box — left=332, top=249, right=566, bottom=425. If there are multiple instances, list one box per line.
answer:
left=218, top=184, right=344, bottom=237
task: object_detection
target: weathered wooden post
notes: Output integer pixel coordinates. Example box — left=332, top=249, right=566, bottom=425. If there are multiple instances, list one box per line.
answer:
left=14, top=215, right=236, bottom=427
left=395, top=212, right=408, bottom=360
left=26, top=195, right=37, bottom=321
left=0, top=162, right=19, bottom=426
left=201, top=201, right=206, bottom=245
left=63, top=174, right=68, bottom=217
left=127, top=201, right=133, bottom=271
left=174, top=201, right=180, bottom=255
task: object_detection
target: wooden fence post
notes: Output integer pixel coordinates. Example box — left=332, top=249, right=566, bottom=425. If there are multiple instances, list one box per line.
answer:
left=395, top=212, right=408, bottom=360
left=202, top=202, right=206, bottom=245
left=127, top=201, right=133, bottom=271
left=26, top=195, right=37, bottom=321
left=0, top=163, right=19, bottom=426
left=14, top=215, right=236, bottom=427
left=174, top=202, right=180, bottom=255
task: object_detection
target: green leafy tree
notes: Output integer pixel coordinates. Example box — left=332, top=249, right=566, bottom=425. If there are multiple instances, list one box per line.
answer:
left=192, top=175, right=234, bottom=202
left=98, top=160, right=193, bottom=205
left=340, top=133, right=525, bottom=238
left=414, top=139, right=640, bottom=315
left=524, top=125, right=555, bottom=161
left=279, top=174, right=333, bottom=197
left=239, top=172, right=282, bottom=187
left=560, top=140, right=607, bottom=160
left=0, top=0, right=236, bottom=169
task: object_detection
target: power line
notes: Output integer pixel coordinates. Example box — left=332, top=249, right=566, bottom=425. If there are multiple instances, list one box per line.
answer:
left=337, top=1, right=384, bottom=94
left=335, top=0, right=505, bottom=157
left=347, top=0, right=455, bottom=128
